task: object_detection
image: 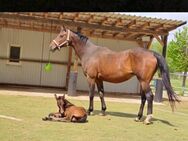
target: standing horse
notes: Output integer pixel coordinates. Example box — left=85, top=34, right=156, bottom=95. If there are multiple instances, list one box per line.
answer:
left=49, top=26, right=179, bottom=124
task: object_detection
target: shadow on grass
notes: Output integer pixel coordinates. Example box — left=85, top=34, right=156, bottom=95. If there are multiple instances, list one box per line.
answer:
left=94, top=110, right=175, bottom=126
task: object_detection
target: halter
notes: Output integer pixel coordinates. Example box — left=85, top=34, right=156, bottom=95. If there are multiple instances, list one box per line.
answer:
left=52, top=29, right=70, bottom=49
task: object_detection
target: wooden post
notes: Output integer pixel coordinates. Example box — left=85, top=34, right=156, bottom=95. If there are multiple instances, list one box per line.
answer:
left=73, top=26, right=81, bottom=72
left=67, top=26, right=81, bottom=96
left=162, top=35, right=168, bottom=58
left=66, top=47, right=72, bottom=90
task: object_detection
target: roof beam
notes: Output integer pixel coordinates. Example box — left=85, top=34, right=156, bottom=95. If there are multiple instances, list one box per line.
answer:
left=154, top=35, right=164, bottom=46
left=100, top=17, right=108, bottom=25
left=153, top=24, right=164, bottom=31
left=113, top=18, right=122, bottom=26
left=0, top=13, right=169, bottom=35
left=139, top=22, right=150, bottom=29
left=124, top=20, right=136, bottom=28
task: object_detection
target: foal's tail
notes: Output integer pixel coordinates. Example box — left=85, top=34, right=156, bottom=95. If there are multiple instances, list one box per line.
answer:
left=153, top=52, right=180, bottom=111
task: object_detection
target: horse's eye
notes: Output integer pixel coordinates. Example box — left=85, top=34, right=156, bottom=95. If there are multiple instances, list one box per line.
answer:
left=60, top=34, right=64, bottom=38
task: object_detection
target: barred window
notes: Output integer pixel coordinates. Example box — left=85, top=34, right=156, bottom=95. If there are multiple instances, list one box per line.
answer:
left=9, top=46, right=21, bottom=63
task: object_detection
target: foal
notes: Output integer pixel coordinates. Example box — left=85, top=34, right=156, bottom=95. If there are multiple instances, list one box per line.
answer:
left=48, top=94, right=87, bottom=123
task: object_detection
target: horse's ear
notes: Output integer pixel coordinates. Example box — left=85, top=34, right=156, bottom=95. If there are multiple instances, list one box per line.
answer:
left=61, top=25, right=66, bottom=32
left=54, top=94, right=58, bottom=100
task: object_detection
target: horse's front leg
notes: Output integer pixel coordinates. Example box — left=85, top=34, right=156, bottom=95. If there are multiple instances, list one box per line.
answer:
left=48, top=112, right=62, bottom=118
left=87, top=77, right=95, bottom=115
left=96, top=80, right=106, bottom=116
left=135, top=88, right=146, bottom=122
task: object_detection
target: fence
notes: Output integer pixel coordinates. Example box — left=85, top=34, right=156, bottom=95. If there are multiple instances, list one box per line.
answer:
left=151, top=73, right=188, bottom=96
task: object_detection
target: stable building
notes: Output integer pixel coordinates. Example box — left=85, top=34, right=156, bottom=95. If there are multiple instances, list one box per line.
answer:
left=0, top=12, right=186, bottom=95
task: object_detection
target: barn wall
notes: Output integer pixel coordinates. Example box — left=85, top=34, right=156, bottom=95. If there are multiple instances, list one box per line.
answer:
left=0, top=28, right=67, bottom=87
left=0, top=27, right=140, bottom=93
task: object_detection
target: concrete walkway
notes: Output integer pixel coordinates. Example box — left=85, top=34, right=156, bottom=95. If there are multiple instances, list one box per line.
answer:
left=0, top=85, right=167, bottom=105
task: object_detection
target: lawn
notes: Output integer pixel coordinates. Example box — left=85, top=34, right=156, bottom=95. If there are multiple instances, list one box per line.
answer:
left=0, top=94, right=188, bottom=141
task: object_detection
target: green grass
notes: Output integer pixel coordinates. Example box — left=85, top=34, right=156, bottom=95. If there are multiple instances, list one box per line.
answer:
left=0, top=95, right=188, bottom=141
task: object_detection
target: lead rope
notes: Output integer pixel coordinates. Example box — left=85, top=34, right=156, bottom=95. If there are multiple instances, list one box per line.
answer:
left=48, top=20, right=52, bottom=64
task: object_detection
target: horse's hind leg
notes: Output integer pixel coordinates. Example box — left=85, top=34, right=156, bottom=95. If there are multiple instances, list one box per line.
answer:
left=96, top=80, right=106, bottom=116
left=141, top=81, right=154, bottom=125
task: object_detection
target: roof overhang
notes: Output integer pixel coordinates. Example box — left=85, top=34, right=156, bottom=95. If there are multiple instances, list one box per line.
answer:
left=0, top=12, right=186, bottom=42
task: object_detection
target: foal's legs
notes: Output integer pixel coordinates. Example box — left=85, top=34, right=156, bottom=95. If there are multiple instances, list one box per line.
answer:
left=87, top=77, right=95, bottom=115
left=96, top=80, right=106, bottom=116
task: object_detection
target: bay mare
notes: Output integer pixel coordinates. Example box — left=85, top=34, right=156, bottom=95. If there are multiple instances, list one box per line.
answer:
left=49, top=26, right=179, bottom=124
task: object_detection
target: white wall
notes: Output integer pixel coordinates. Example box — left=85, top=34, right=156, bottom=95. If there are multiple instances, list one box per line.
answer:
left=0, top=27, right=140, bottom=93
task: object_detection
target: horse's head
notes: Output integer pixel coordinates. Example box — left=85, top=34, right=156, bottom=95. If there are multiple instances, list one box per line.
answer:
left=49, top=26, right=70, bottom=52
left=54, top=94, right=66, bottom=114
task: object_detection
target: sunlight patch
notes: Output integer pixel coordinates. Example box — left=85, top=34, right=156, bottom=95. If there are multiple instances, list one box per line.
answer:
left=0, top=114, right=22, bottom=121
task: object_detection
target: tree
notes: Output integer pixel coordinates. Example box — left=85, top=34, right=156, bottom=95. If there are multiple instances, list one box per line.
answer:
left=167, top=26, right=188, bottom=91
left=150, top=39, right=163, bottom=54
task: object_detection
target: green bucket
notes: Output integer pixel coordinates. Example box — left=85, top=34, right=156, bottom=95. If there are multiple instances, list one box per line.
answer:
left=44, top=63, right=52, bottom=72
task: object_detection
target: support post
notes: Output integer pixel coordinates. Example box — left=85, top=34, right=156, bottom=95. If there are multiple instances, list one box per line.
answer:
left=66, top=47, right=72, bottom=90
left=162, top=35, right=168, bottom=58
left=67, top=26, right=81, bottom=96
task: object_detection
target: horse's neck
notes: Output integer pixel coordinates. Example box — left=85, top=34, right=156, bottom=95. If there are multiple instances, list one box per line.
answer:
left=70, top=34, right=96, bottom=60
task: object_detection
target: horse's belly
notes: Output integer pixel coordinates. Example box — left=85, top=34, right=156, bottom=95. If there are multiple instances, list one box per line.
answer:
left=98, top=72, right=134, bottom=83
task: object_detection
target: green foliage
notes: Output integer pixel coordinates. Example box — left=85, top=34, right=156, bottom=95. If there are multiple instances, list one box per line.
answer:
left=167, top=26, right=188, bottom=72
left=150, top=39, right=163, bottom=54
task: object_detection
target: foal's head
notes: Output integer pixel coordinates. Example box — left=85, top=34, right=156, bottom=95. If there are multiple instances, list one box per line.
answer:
left=54, top=94, right=66, bottom=114
left=49, top=26, right=70, bottom=52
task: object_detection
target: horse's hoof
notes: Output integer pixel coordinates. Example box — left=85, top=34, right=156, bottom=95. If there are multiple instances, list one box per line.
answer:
left=134, top=117, right=141, bottom=122
left=87, top=111, right=94, bottom=116
left=42, top=117, right=48, bottom=121
left=143, top=114, right=153, bottom=125
left=143, top=120, right=152, bottom=125
left=99, top=111, right=106, bottom=116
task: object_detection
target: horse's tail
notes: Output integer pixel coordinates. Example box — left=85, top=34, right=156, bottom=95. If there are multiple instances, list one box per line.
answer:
left=153, top=52, right=180, bottom=111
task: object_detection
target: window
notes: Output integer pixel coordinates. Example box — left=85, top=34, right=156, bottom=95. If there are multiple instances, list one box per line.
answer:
left=9, top=46, right=21, bottom=63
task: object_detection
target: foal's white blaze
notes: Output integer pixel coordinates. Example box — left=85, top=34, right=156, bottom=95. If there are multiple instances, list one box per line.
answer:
left=0, top=115, right=22, bottom=121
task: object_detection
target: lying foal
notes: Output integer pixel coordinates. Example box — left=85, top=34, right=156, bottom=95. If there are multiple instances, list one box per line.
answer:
left=43, top=94, right=87, bottom=123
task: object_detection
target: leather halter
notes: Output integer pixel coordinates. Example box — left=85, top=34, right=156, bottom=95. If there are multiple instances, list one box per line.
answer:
left=52, top=29, right=70, bottom=49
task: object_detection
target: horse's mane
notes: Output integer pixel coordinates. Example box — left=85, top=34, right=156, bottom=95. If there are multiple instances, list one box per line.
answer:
left=71, top=30, right=88, bottom=43
left=64, top=99, right=74, bottom=108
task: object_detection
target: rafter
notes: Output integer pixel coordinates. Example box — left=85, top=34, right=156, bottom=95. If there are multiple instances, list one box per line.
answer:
left=154, top=35, right=164, bottom=46
left=113, top=18, right=122, bottom=26
left=100, top=17, right=108, bottom=25
left=139, top=22, right=150, bottom=29
left=0, top=13, right=171, bottom=36
left=124, top=20, right=136, bottom=28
